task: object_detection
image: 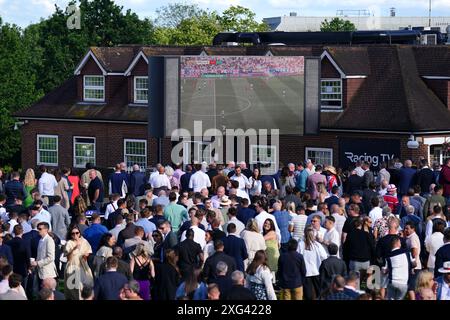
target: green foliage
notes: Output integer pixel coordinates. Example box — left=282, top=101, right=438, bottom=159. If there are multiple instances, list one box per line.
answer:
left=0, top=1, right=265, bottom=165
left=320, top=18, right=357, bottom=32
left=220, top=5, right=269, bottom=32
left=153, top=3, right=268, bottom=45
left=0, top=21, right=42, bottom=163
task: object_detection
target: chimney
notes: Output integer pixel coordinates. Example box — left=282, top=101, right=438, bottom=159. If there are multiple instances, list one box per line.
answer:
left=390, top=7, right=396, bottom=17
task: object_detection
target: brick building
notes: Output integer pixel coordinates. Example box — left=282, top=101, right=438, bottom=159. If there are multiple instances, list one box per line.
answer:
left=14, top=44, right=450, bottom=172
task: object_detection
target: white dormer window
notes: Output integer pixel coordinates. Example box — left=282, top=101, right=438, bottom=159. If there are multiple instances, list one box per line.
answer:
left=321, top=79, right=342, bottom=110
left=84, top=75, right=105, bottom=102
left=134, top=76, right=148, bottom=104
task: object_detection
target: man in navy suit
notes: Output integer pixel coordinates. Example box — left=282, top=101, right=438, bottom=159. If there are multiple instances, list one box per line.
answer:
left=94, top=256, right=128, bottom=300
left=6, top=224, right=30, bottom=288
left=435, top=228, right=450, bottom=278
left=222, top=224, right=248, bottom=272
left=22, top=219, right=41, bottom=299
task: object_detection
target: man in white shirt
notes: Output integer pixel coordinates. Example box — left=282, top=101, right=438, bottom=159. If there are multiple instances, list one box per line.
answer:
left=305, top=159, right=315, bottom=176
left=354, top=161, right=365, bottom=177
left=189, top=164, right=211, bottom=192
left=254, top=200, right=281, bottom=241
left=404, top=221, right=422, bottom=300
left=224, top=207, right=245, bottom=236
left=30, top=201, right=52, bottom=230
left=230, top=166, right=251, bottom=192
left=150, top=166, right=171, bottom=191
left=104, top=193, right=120, bottom=220
left=330, top=204, right=346, bottom=238
left=291, top=206, right=308, bottom=241
left=180, top=215, right=206, bottom=249
left=38, top=165, right=58, bottom=205
left=109, top=214, right=125, bottom=240
left=211, top=186, right=225, bottom=209
left=369, top=197, right=383, bottom=223
left=310, top=214, right=326, bottom=242
left=322, top=216, right=341, bottom=256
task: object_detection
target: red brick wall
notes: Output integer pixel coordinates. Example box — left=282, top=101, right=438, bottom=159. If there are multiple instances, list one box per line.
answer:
left=321, top=57, right=341, bottom=78
left=128, top=58, right=148, bottom=104
left=20, top=120, right=430, bottom=170
left=21, top=120, right=147, bottom=171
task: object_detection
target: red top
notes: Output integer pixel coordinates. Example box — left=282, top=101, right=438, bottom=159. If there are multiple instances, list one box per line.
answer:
left=68, top=175, right=80, bottom=204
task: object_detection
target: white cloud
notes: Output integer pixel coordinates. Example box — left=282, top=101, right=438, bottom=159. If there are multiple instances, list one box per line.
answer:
left=30, top=0, right=55, bottom=14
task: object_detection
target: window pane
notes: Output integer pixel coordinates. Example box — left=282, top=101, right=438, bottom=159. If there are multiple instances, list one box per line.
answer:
left=135, top=78, right=148, bottom=89
left=321, top=79, right=342, bottom=109
left=125, top=140, right=147, bottom=168
left=85, top=76, right=104, bottom=87
left=306, top=149, right=332, bottom=166
left=136, top=89, right=148, bottom=102
left=85, top=88, right=104, bottom=100
left=74, top=138, right=95, bottom=167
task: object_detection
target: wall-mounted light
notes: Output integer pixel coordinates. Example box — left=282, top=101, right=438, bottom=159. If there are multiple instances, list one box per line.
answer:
left=407, top=134, right=419, bottom=149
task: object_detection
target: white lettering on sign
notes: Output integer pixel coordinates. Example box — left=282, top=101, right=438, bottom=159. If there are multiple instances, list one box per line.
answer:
left=344, top=152, right=395, bottom=168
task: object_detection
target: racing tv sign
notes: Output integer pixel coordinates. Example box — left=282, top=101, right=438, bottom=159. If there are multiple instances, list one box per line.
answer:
left=338, top=138, right=400, bottom=170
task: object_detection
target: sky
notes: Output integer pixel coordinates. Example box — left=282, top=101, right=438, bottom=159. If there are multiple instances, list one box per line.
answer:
left=1, top=0, right=450, bottom=28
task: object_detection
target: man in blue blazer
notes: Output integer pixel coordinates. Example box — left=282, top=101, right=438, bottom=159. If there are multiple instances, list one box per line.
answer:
left=94, top=256, right=128, bottom=300
left=435, top=228, right=450, bottom=278
left=222, top=223, right=248, bottom=272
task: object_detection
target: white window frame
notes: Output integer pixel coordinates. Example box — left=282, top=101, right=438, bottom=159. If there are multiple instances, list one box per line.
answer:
left=124, top=139, right=147, bottom=169
left=37, top=134, right=58, bottom=166
left=320, top=78, right=342, bottom=110
left=134, top=76, right=148, bottom=104
left=305, top=147, right=333, bottom=166
left=73, top=136, right=96, bottom=168
left=250, top=145, right=277, bottom=165
left=83, top=75, right=105, bottom=102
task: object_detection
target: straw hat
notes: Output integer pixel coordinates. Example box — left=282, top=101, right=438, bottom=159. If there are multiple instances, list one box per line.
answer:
left=438, top=261, right=450, bottom=274
left=220, top=195, right=232, bottom=206
left=325, top=165, right=337, bottom=175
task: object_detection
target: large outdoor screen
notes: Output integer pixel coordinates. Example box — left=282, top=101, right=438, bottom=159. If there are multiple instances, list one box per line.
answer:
left=179, top=56, right=305, bottom=135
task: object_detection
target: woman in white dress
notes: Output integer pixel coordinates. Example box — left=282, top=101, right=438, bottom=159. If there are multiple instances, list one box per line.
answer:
left=241, top=219, right=266, bottom=269
left=64, top=225, right=94, bottom=300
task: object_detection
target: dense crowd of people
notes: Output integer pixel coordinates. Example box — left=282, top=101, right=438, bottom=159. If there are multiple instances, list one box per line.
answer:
left=181, top=56, right=304, bottom=78
left=0, top=157, right=449, bottom=301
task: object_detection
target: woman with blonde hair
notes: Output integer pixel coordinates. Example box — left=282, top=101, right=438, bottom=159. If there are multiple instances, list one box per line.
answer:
left=165, top=165, right=180, bottom=189
left=129, top=242, right=155, bottom=300
left=415, top=270, right=436, bottom=300
left=71, top=195, right=87, bottom=217
left=241, top=218, right=266, bottom=269
left=317, top=182, right=329, bottom=204
left=23, top=168, right=37, bottom=207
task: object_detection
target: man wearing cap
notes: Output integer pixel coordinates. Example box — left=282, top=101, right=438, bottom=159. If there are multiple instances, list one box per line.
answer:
left=383, top=184, right=400, bottom=213
left=436, top=261, right=450, bottom=300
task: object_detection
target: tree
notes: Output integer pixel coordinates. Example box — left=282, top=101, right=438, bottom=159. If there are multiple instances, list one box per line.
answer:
left=154, top=11, right=222, bottom=45
left=320, top=18, right=356, bottom=32
left=0, top=21, right=42, bottom=164
left=155, top=2, right=206, bottom=28
left=153, top=3, right=268, bottom=45
left=220, top=5, right=269, bottom=32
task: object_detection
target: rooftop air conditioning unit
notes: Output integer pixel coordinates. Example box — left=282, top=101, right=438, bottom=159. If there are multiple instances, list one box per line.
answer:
left=421, top=34, right=437, bottom=45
